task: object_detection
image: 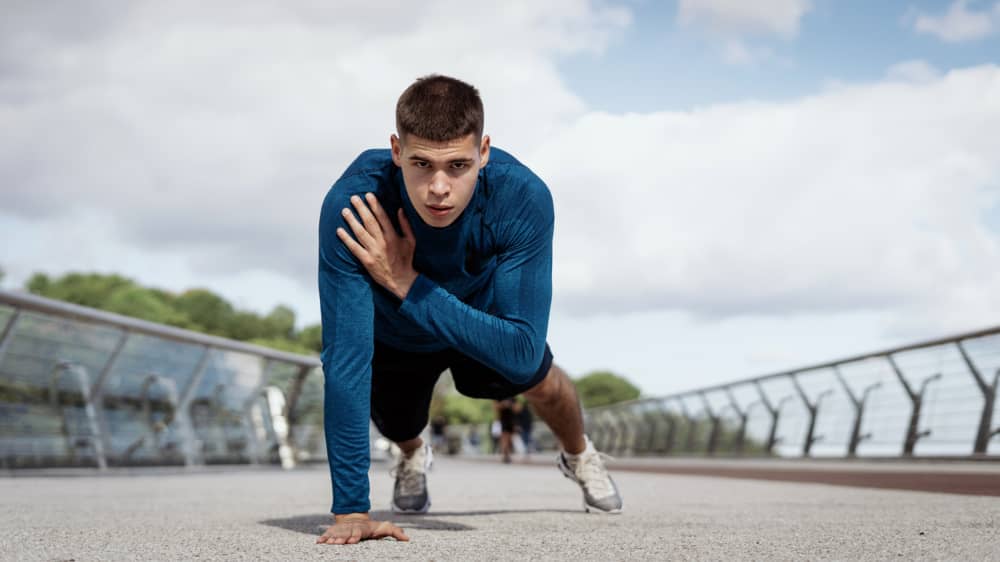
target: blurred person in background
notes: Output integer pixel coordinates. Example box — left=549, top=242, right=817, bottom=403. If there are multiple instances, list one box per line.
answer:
left=496, top=398, right=519, bottom=463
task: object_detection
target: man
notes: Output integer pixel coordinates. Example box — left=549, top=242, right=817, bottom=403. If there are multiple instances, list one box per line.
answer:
left=316, top=75, right=622, bottom=546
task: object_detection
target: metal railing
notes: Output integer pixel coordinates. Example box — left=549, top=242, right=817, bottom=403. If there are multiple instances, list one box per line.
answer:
left=535, top=325, right=1000, bottom=459
left=0, top=289, right=327, bottom=470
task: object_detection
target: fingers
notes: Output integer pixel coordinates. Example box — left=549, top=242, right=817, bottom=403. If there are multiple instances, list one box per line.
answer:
left=390, top=525, right=410, bottom=542
left=341, top=205, right=378, bottom=249
left=335, top=227, right=369, bottom=263
left=372, top=521, right=410, bottom=542
left=350, top=194, right=384, bottom=238
left=364, top=193, right=396, bottom=240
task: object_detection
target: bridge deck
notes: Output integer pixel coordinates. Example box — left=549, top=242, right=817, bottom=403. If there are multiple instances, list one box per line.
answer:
left=2, top=457, right=998, bottom=561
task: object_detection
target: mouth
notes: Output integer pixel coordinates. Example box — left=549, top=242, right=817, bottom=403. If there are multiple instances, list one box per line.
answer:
left=426, top=204, right=453, bottom=217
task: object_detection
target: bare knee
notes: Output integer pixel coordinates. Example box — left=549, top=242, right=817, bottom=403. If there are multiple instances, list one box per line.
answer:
left=524, top=363, right=572, bottom=406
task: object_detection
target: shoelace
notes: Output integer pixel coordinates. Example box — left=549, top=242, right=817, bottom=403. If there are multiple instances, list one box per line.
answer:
left=573, top=451, right=616, bottom=499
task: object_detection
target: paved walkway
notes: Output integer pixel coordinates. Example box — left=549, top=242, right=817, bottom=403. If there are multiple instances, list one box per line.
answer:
left=2, top=457, right=999, bottom=561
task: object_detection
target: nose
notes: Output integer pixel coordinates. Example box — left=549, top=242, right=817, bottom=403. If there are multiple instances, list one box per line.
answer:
left=429, top=171, right=449, bottom=198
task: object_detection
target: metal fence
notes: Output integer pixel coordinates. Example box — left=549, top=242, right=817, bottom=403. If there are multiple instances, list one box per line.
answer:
left=536, top=326, right=1000, bottom=459
left=0, top=289, right=333, bottom=470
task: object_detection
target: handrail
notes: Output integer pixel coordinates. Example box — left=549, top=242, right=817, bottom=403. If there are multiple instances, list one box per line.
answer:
left=0, top=289, right=320, bottom=368
left=584, top=323, right=1000, bottom=414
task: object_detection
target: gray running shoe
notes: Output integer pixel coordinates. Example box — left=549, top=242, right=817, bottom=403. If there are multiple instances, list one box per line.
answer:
left=557, top=440, right=623, bottom=514
left=391, top=443, right=433, bottom=514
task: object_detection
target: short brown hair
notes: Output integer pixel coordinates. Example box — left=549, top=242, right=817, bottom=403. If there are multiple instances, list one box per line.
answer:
left=395, top=75, right=484, bottom=142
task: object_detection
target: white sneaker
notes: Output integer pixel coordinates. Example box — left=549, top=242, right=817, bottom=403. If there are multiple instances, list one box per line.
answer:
left=391, top=443, right=433, bottom=514
left=557, top=437, right=623, bottom=514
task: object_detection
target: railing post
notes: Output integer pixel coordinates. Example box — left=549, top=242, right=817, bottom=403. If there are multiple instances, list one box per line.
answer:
left=123, top=374, right=180, bottom=463
left=724, top=387, right=749, bottom=454
left=242, top=359, right=275, bottom=465
left=0, top=309, right=22, bottom=363
left=699, top=392, right=722, bottom=456
left=281, top=365, right=313, bottom=456
left=175, top=347, right=212, bottom=467
left=47, top=361, right=107, bottom=469
left=677, top=396, right=698, bottom=453
left=956, top=341, right=1000, bottom=455
left=833, top=366, right=881, bottom=457
left=754, top=382, right=790, bottom=455
left=887, top=354, right=940, bottom=456
left=88, top=329, right=130, bottom=469
left=658, top=400, right=678, bottom=454
left=791, top=374, right=832, bottom=457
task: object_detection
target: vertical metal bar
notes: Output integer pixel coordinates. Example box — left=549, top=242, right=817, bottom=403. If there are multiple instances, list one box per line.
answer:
left=791, top=374, right=831, bottom=457
left=754, top=382, right=782, bottom=454
left=956, top=341, right=997, bottom=455
left=655, top=400, right=677, bottom=454
left=699, top=392, right=721, bottom=456
left=833, top=366, right=880, bottom=457
left=242, top=359, right=275, bottom=465
left=89, top=330, right=130, bottom=398
left=677, top=396, right=698, bottom=453
left=0, top=309, right=22, bottom=363
left=281, top=365, right=312, bottom=455
left=887, top=354, right=940, bottom=456
left=88, top=330, right=130, bottom=468
left=725, top=387, right=749, bottom=454
left=175, top=347, right=212, bottom=467
left=70, top=364, right=107, bottom=470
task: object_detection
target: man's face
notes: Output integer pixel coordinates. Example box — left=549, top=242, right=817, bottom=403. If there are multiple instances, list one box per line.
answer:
left=391, top=132, right=490, bottom=228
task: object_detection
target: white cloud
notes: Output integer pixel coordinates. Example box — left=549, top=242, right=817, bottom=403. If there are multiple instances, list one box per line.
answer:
left=531, top=64, right=1000, bottom=334
left=678, top=0, right=812, bottom=38
left=0, top=0, right=629, bottom=305
left=912, top=0, right=999, bottom=42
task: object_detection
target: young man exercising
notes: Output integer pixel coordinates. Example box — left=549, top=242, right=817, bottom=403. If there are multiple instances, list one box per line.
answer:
left=316, top=75, right=622, bottom=545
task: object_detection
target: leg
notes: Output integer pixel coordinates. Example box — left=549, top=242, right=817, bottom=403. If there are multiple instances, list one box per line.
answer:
left=523, top=363, right=586, bottom=455
left=396, top=436, right=424, bottom=457
left=370, top=341, right=448, bottom=514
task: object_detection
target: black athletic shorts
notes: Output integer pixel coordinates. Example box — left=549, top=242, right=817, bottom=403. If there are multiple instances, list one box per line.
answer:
left=370, top=339, right=553, bottom=442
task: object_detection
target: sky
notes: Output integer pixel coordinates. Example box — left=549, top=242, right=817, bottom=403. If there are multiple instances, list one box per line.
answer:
left=2, top=0, right=999, bottom=397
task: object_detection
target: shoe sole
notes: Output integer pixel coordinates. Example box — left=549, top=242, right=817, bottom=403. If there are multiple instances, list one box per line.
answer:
left=390, top=498, right=431, bottom=515
left=558, top=455, right=624, bottom=515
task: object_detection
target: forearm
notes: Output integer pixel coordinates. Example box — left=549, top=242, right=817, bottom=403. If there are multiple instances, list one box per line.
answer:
left=397, top=272, right=551, bottom=383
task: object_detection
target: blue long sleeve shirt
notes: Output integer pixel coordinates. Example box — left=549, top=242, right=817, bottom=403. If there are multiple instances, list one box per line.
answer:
left=318, top=147, right=554, bottom=514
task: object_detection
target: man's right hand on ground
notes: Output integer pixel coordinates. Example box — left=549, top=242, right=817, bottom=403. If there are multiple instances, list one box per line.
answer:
left=316, top=513, right=410, bottom=545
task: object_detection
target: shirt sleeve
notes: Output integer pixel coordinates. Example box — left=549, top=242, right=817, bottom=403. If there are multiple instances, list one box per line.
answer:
left=397, top=182, right=554, bottom=384
left=318, top=181, right=374, bottom=514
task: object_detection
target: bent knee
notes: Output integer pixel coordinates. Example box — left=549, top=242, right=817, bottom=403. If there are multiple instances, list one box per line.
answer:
left=524, top=365, right=567, bottom=403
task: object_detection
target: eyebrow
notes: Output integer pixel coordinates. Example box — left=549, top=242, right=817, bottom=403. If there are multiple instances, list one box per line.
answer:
left=408, top=155, right=474, bottom=165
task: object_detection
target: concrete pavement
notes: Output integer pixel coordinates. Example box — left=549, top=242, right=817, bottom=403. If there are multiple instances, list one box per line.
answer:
left=1, top=457, right=998, bottom=561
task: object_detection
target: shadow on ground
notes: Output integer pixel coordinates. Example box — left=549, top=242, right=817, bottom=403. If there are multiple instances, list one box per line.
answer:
left=261, top=508, right=583, bottom=536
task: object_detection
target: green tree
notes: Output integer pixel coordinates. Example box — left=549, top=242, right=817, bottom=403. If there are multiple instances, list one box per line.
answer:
left=27, top=272, right=135, bottom=308
left=263, top=305, right=296, bottom=340
left=174, top=289, right=235, bottom=334
left=297, top=324, right=323, bottom=353
left=574, top=370, right=641, bottom=408
left=439, top=394, right=494, bottom=425
left=103, top=285, right=177, bottom=324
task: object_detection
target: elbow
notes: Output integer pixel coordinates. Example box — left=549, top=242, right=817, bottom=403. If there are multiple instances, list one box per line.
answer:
left=504, top=333, right=547, bottom=385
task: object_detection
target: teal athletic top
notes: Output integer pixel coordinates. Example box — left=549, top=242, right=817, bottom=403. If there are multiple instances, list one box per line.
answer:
left=318, top=147, right=554, bottom=513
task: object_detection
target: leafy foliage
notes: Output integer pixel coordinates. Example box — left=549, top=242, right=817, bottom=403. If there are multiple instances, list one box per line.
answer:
left=574, top=370, right=641, bottom=408
left=24, top=271, right=322, bottom=355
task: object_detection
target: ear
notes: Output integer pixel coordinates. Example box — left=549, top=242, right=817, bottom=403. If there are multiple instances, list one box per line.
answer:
left=479, top=134, right=491, bottom=169
left=390, top=134, right=403, bottom=167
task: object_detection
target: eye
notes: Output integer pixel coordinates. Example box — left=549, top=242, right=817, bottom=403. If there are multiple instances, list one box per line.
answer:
left=413, top=161, right=429, bottom=169
left=451, top=162, right=467, bottom=170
